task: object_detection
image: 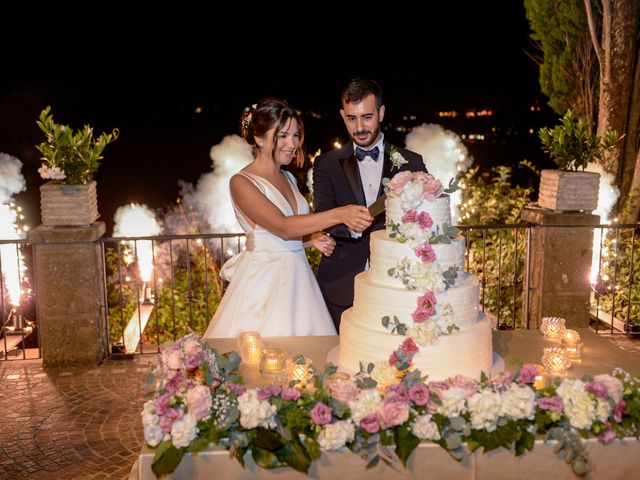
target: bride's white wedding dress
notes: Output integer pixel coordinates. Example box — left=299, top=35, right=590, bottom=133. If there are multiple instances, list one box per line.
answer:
left=203, top=171, right=337, bottom=338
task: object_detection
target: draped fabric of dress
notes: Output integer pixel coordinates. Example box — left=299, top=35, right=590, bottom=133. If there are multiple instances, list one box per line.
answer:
left=203, top=171, right=337, bottom=338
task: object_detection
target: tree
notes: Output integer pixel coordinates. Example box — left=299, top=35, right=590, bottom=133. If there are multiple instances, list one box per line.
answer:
left=525, top=0, right=640, bottom=220
left=524, top=0, right=598, bottom=127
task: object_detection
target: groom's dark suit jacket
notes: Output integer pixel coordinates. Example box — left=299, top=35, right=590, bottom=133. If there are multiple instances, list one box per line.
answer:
left=313, top=142, right=427, bottom=308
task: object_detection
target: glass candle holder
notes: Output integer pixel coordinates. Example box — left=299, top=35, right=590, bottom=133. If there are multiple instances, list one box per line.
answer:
left=287, top=358, right=313, bottom=384
left=561, top=329, right=581, bottom=345
left=237, top=331, right=263, bottom=366
left=532, top=364, right=548, bottom=390
left=540, top=317, right=566, bottom=340
left=542, top=347, right=571, bottom=374
left=260, top=347, right=286, bottom=375
left=325, top=371, right=351, bottom=389
left=561, top=329, right=583, bottom=359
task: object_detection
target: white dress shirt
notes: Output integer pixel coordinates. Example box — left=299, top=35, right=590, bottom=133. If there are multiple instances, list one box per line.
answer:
left=349, top=135, right=385, bottom=242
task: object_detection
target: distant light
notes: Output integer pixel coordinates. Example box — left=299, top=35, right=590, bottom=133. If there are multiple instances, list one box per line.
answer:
left=334, top=141, right=342, bottom=149
left=195, top=106, right=203, bottom=114
left=529, top=128, right=534, bottom=134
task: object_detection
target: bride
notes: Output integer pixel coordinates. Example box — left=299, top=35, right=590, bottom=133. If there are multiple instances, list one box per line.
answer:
left=203, top=98, right=373, bottom=338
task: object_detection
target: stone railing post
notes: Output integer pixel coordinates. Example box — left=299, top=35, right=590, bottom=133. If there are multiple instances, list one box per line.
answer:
left=521, top=206, right=599, bottom=329
left=29, top=222, right=108, bottom=366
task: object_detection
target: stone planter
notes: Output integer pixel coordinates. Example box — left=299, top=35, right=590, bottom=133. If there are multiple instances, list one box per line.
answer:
left=40, top=181, right=99, bottom=226
left=538, top=170, right=600, bottom=212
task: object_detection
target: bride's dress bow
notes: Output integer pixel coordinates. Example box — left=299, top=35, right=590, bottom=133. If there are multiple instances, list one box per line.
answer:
left=220, top=233, right=254, bottom=282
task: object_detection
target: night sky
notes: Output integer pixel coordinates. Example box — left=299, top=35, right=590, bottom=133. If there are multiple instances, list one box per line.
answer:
left=1, top=2, right=543, bottom=233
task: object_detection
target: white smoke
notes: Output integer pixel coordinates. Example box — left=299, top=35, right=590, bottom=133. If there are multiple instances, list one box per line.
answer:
left=586, top=162, right=620, bottom=284
left=0, top=153, right=26, bottom=204
left=404, top=124, right=473, bottom=221
left=179, top=134, right=253, bottom=232
left=0, top=153, right=27, bottom=305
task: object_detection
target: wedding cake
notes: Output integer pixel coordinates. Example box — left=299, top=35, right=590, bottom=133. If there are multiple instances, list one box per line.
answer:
left=339, top=171, right=493, bottom=381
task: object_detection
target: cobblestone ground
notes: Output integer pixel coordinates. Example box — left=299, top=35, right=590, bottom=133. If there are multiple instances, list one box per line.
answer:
left=1, top=332, right=640, bottom=480
left=0, top=355, right=155, bottom=480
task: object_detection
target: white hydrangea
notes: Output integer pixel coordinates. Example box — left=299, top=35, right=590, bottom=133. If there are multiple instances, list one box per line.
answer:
left=237, top=389, right=277, bottom=429
left=317, top=420, right=355, bottom=450
left=141, top=400, right=164, bottom=447
left=407, top=320, right=439, bottom=346
left=500, top=383, right=536, bottom=421
left=411, top=414, right=441, bottom=440
left=399, top=182, right=424, bottom=211
left=349, top=388, right=383, bottom=424
left=556, top=379, right=596, bottom=429
left=437, top=387, right=467, bottom=417
left=467, top=389, right=501, bottom=431
left=595, top=398, right=612, bottom=423
left=433, top=303, right=456, bottom=334
left=170, top=413, right=198, bottom=448
left=397, top=222, right=427, bottom=247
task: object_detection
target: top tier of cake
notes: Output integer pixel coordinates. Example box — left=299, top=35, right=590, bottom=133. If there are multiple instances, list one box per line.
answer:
left=386, top=195, right=452, bottom=237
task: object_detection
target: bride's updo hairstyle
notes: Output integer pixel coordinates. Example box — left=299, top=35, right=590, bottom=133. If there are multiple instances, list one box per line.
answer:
left=240, top=97, right=305, bottom=167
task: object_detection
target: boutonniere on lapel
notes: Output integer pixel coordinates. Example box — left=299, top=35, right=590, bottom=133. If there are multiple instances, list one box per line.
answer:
left=389, top=145, right=409, bottom=171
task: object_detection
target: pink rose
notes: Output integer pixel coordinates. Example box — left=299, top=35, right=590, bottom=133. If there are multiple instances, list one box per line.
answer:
left=389, top=351, right=399, bottom=367
left=537, top=395, right=564, bottom=412
left=597, top=423, right=617, bottom=445
left=282, top=387, right=301, bottom=402
left=416, top=291, right=437, bottom=317
left=414, top=243, right=436, bottom=263
left=586, top=381, right=608, bottom=399
left=183, top=337, right=203, bottom=356
left=416, top=212, right=433, bottom=229
left=593, top=374, right=624, bottom=403
left=186, top=384, right=213, bottom=421
left=165, top=349, right=183, bottom=370
left=227, top=383, right=246, bottom=396
left=360, top=413, right=381, bottom=433
left=402, top=210, right=418, bottom=223
left=448, top=375, right=478, bottom=399
left=613, top=400, right=626, bottom=423
left=421, top=175, right=444, bottom=201
left=378, top=398, right=410, bottom=428
left=387, top=171, right=413, bottom=195
left=258, top=385, right=282, bottom=401
left=428, top=380, right=449, bottom=399
left=490, top=371, right=513, bottom=392
left=517, top=364, right=539, bottom=385
left=328, top=379, right=359, bottom=403
left=401, top=338, right=420, bottom=355
left=408, top=384, right=430, bottom=406
left=159, top=407, right=183, bottom=433
left=411, top=307, right=431, bottom=324
left=385, top=383, right=407, bottom=400
left=310, top=402, right=333, bottom=425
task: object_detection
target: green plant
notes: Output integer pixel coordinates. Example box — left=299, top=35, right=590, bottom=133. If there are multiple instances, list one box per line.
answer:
left=538, top=110, right=620, bottom=171
left=36, top=106, right=119, bottom=184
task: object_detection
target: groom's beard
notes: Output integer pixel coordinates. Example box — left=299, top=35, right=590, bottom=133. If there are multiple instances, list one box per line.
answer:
left=352, top=125, right=381, bottom=149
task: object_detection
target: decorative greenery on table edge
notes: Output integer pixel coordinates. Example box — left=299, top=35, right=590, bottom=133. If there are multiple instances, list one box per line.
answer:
left=142, top=334, right=640, bottom=478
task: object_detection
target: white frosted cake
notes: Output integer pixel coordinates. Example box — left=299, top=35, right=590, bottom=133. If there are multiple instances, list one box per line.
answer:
left=339, top=171, right=493, bottom=381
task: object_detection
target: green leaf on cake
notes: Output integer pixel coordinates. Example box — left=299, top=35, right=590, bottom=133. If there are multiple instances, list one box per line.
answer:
left=394, top=424, right=420, bottom=467
left=367, top=362, right=375, bottom=374
left=444, top=177, right=460, bottom=194
left=250, top=445, right=285, bottom=469
left=381, top=316, right=391, bottom=329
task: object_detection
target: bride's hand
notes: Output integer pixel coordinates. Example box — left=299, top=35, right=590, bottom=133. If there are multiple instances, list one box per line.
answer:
left=341, top=205, right=374, bottom=233
left=310, top=232, right=336, bottom=257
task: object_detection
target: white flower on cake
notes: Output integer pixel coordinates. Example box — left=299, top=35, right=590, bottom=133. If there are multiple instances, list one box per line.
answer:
left=436, top=388, right=467, bottom=417
left=389, top=258, right=445, bottom=292
left=398, top=181, right=425, bottom=212
left=433, top=302, right=457, bottom=334
left=407, top=320, right=439, bottom=346
left=141, top=400, right=165, bottom=447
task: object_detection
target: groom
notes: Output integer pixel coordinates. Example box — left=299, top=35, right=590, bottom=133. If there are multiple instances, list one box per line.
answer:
left=313, top=78, right=427, bottom=331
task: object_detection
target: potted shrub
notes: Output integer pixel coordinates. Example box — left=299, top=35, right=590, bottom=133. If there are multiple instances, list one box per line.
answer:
left=36, top=106, right=119, bottom=226
left=537, top=110, right=620, bottom=212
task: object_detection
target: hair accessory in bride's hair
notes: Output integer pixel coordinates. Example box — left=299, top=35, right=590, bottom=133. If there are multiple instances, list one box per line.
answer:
left=241, top=103, right=259, bottom=130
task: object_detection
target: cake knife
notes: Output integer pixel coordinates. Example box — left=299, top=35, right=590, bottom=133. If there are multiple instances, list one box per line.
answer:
left=368, top=193, right=387, bottom=217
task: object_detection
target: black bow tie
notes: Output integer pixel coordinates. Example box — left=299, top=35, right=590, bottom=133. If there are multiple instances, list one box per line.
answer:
left=355, top=146, right=380, bottom=162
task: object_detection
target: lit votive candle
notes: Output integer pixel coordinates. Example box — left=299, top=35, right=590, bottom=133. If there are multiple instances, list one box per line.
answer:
left=540, top=317, right=566, bottom=340
left=561, top=329, right=583, bottom=360
left=260, top=347, right=286, bottom=375
left=532, top=364, right=548, bottom=390
left=542, top=347, right=571, bottom=374
left=237, top=331, right=263, bottom=366
left=287, top=358, right=313, bottom=384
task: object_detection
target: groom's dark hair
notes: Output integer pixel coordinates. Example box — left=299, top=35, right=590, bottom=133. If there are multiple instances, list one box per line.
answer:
left=341, top=78, right=383, bottom=109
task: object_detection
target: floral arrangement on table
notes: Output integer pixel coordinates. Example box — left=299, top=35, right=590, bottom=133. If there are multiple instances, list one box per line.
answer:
left=142, top=333, right=640, bottom=478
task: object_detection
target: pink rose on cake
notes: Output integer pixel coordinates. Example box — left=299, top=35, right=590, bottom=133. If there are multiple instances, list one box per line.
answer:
left=386, top=171, right=412, bottom=196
